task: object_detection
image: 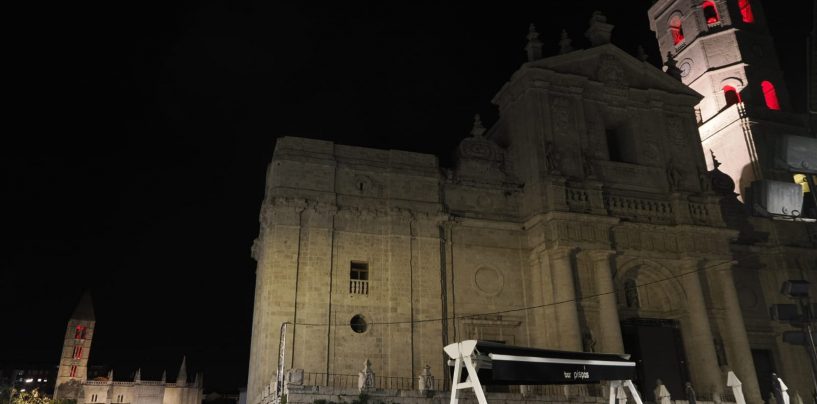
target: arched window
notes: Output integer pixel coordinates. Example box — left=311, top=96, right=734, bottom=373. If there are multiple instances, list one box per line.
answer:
left=761, top=81, right=780, bottom=110
left=702, top=1, right=719, bottom=24
left=739, top=0, right=755, bottom=23
left=669, top=15, right=685, bottom=45
left=723, top=85, right=741, bottom=106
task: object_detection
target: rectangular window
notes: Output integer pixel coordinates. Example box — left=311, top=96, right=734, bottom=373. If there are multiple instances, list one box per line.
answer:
left=118, top=395, right=124, bottom=403
left=73, top=346, right=83, bottom=359
left=350, top=261, right=369, bottom=295
left=69, top=366, right=77, bottom=378
left=91, top=394, right=97, bottom=402
left=75, top=326, right=86, bottom=339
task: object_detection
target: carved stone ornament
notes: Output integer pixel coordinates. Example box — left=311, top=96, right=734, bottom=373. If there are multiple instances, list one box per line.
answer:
left=666, top=115, right=685, bottom=144
left=598, top=54, right=626, bottom=87
left=551, top=97, right=572, bottom=134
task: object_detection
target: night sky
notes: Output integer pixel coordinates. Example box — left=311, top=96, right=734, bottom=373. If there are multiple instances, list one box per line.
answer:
left=4, top=0, right=813, bottom=394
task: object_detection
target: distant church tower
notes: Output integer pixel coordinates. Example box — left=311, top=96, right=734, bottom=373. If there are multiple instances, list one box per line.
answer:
left=648, top=0, right=810, bottom=200
left=54, top=291, right=95, bottom=399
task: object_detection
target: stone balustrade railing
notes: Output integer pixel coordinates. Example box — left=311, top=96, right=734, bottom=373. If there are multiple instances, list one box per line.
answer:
left=349, top=280, right=369, bottom=295
left=603, top=194, right=674, bottom=224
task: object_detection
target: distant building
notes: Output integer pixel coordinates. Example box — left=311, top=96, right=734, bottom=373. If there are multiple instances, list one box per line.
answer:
left=246, top=2, right=815, bottom=404
left=53, top=292, right=204, bottom=404
left=0, top=365, right=57, bottom=395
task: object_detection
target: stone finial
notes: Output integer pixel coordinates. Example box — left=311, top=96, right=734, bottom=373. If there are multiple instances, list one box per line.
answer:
left=176, top=356, right=188, bottom=386
left=637, top=45, right=648, bottom=62
left=358, top=359, right=375, bottom=392
left=134, top=368, right=141, bottom=383
left=710, top=150, right=721, bottom=168
left=663, top=52, right=682, bottom=80
left=107, top=369, right=113, bottom=382
left=470, top=114, right=486, bottom=138
left=417, top=364, right=434, bottom=392
left=616, top=385, right=628, bottom=404
left=585, top=11, right=614, bottom=46
left=559, top=29, right=573, bottom=54
left=161, top=370, right=167, bottom=383
left=525, top=23, right=544, bottom=62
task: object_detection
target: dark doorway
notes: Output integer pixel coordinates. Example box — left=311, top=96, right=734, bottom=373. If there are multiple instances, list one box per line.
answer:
left=751, top=349, right=774, bottom=402
left=621, top=318, right=690, bottom=399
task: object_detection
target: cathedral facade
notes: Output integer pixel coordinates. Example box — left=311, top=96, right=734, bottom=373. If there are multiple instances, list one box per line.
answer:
left=53, top=293, right=203, bottom=404
left=247, top=2, right=816, bottom=404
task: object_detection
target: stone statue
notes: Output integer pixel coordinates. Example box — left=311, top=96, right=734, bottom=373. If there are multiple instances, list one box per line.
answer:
left=625, top=279, right=640, bottom=308
left=685, top=382, right=697, bottom=404
left=654, top=379, right=672, bottom=404
left=417, top=364, right=434, bottom=392
left=544, top=141, right=562, bottom=174
left=358, top=359, right=375, bottom=392
left=582, top=330, right=597, bottom=353
left=666, top=160, right=683, bottom=191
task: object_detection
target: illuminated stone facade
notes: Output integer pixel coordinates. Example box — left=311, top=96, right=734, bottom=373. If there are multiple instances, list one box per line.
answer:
left=54, top=294, right=203, bottom=404
left=247, top=7, right=816, bottom=404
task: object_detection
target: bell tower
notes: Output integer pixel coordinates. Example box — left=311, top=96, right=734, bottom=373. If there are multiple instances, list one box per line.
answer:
left=648, top=0, right=810, bottom=200
left=54, top=291, right=95, bottom=399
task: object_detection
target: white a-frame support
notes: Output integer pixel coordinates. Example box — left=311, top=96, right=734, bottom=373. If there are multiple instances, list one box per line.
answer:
left=444, top=341, right=488, bottom=404
left=608, top=380, right=644, bottom=404
left=443, top=341, right=645, bottom=404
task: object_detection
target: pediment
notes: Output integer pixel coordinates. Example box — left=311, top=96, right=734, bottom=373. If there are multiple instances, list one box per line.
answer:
left=522, top=44, right=700, bottom=98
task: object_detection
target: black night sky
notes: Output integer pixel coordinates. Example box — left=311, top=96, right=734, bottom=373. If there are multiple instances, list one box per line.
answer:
left=4, top=0, right=814, bottom=394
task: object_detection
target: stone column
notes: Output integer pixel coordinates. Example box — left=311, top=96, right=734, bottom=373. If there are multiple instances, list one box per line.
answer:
left=679, top=259, right=723, bottom=395
left=549, top=247, right=582, bottom=351
left=714, top=261, right=762, bottom=404
left=586, top=250, right=624, bottom=353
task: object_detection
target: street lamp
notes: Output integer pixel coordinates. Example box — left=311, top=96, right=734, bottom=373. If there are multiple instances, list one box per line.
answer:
left=770, top=280, right=817, bottom=402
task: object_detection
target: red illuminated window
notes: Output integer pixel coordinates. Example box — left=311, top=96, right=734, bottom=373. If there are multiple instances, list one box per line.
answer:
left=69, top=366, right=77, bottom=378
left=723, top=85, right=741, bottom=106
left=74, top=325, right=86, bottom=339
left=761, top=81, right=780, bottom=110
left=702, top=1, right=719, bottom=24
left=72, top=346, right=83, bottom=359
left=739, top=0, right=755, bottom=23
left=669, top=16, right=685, bottom=45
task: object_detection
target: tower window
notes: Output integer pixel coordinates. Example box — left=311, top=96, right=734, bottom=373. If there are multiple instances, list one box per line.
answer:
left=739, top=0, right=755, bottom=23
left=117, top=395, right=124, bottom=403
left=350, top=261, right=369, bottom=295
left=702, top=1, right=719, bottom=24
left=91, top=394, right=98, bottom=402
left=669, top=15, right=685, bottom=45
left=761, top=81, right=780, bottom=110
left=723, top=85, right=741, bottom=106
left=69, top=366, right=77, bottom=378
left=72, top=346, right=83, bottom=359
left=75, top=325, right=86, bottom=339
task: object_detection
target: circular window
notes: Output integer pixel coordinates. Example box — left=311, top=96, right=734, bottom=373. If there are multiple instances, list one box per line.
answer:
left=350, top=314, right=368, bottom=333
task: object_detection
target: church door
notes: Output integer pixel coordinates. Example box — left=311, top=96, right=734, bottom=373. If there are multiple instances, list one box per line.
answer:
left=621, top=318, right=690, bottom=399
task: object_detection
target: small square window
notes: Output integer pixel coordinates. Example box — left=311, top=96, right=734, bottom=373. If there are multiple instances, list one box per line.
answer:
left=350, top=262, right=368, bottom=281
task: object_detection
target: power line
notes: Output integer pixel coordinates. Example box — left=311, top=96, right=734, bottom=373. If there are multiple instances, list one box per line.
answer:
left=285, top=259, right=731, bottom=328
